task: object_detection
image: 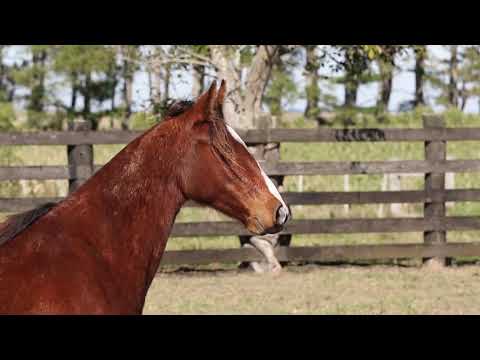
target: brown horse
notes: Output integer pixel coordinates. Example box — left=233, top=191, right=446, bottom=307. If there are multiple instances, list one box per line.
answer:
left=0, top=81, right=290, bottom=315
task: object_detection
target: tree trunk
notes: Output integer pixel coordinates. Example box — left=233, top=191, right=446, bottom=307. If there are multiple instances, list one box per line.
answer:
left=162, top=64, right=171, bottom=107
left=7, top=84, right=14, bottom=102
left=344, top=72, right=359, bottom=108
left=122, top=59, right=134, bottom=130
left=268, top=75, right=283, bottom=118
left=111, top=89, right=115, bottom=112
left=109, top=67, right=117, bottom=113
left=210, top=45, right=280, bottom=129
left=414, top=46, right=426, bottom=107
left=28, top=49, right=47, bottom=112
left=304, top=45, right=320, bottom=119
left=244, top=46, right=279, bottom=128
left=192, top=64, right=205, bottom=98
left=377, top=59, right=394, bottom=113
left=148, top=58, right=162, bottom=111
left=448, top=45, right=459, bottom=108
left=83, top=73, right=96, bottom=130
left=210, top=45, right=244, bottom=128
left=83, top=75, right=91, bottom=115
left=0, top=47, right=5, bottom=101
left=70, top=86, right=77, bottom=113
left=147, top=69, right=152, bottom=100
left=69, top=72, right=78, bottom=117
left=0, top=46, right=15, bottom=102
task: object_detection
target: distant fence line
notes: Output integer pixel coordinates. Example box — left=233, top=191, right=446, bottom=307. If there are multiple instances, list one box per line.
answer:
left=2, top=115, right=480, bottom=268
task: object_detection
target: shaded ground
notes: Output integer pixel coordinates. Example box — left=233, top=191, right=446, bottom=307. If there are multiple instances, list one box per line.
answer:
left=144, top=264, right=480, bottom=315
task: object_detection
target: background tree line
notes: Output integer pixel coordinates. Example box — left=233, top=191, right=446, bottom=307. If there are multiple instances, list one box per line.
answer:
left=0, top=45, right=479, bottom=131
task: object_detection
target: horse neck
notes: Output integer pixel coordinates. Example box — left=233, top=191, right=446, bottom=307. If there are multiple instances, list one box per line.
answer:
left=62, top=124, right=187, bottom=308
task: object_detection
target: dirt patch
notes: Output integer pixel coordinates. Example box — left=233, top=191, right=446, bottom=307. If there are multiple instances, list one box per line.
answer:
left=144, top=264, right=480, bottom=315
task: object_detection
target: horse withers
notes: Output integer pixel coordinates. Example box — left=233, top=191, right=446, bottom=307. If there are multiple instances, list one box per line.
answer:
left=0, top=80, right=290, bottom=315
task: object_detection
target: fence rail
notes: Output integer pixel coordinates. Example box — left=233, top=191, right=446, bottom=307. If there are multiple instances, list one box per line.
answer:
left=168, top=217, right=480, bottom=237
left=1, top=115, right=480, bottom=268
left=2, top=159, right=480, bottom=181
left=4, top=127, right=480, bottom=145
left=3, top=189, right=480, bottom=213
left=161, top=243, right=480, bottom=265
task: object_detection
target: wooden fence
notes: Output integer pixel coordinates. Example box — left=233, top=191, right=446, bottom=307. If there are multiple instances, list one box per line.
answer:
left=2, top=115, right=480, bottom=267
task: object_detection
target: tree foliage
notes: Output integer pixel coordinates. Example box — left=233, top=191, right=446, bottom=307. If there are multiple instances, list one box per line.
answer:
left=0, top=45, right=478, bottom=131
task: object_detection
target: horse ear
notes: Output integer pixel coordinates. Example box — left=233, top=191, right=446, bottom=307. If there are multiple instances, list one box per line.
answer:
left=216, top=80, right=226, bottom=116
left=193, top=80, right=217, bottom=121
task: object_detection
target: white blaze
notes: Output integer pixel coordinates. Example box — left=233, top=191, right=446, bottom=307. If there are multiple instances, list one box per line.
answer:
left=226, top=125, right=289, bottom=214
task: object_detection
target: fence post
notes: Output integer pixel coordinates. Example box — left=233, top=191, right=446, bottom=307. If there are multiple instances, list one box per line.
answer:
left=423, top=115, right=447, bottom=268
left=68, top=119, right=93, bottom=194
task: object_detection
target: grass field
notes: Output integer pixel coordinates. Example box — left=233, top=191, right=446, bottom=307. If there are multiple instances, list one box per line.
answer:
left=144, top=264, right=480, bottom=314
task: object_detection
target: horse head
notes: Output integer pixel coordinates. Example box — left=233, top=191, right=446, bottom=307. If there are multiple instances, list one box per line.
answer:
left=172, top=80, right=290, bottom=235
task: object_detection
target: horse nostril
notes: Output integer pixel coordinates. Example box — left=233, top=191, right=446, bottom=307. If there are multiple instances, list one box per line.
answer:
left=276, top=205, right=288, bottom=225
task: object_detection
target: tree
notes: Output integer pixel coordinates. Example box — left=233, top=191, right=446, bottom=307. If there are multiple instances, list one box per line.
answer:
left=192, top=64, right=205, bottom=98
left=342, top=69, right=361, bottom=108
left=304, top=45, right=321, bottom=119
left=52, top=45, right=117, bottom=129
left=414, top=45, right=427, bottom=107
left=0, top=46, right=16, bottom=130
left=9, top=45, right=58, bottom=129
left=326, top=46, right=405, bottom=110
left=459, top=46, right=480, bottom=111
left=264, top=49, right=300, bottom=119
left=9, top=46, right=51, bottom=114
left=0, top=46, right=17, bottom=103
left=118, top=45, right=140, bottom=129
left=144, top=46, right=163, bottom=109
left=0, top=44, right=422, bottom=132
left=134, top=45, right=293, bottom=128
left=210, top=45, right=286, bottom=128
left=374, top=46, right=416, bottom=113
left=140, top=45, right=182, bottom=116
left=428, top=45, right=480, bottom=112
left=447, top=45, right=460, bottom=107
left=376, top=56, right=397, bottom=113
left=189, top=46, right=210, bottom=98
left=123, top=45, right=408, bottom=127
left=28, top=46, right=49, bottom=112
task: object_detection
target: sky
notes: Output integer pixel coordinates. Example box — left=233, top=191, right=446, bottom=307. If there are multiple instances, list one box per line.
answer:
left=5, top=45, right=480, bottom=115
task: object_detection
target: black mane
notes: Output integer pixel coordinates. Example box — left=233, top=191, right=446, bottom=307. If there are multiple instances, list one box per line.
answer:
left=0, top=203, right=57, bottom=246
left=164, top=100, right=195, bottom=118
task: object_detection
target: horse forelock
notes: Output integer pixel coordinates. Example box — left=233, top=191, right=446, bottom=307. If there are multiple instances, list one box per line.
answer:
left=163, top=100, right=195, bottom=119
